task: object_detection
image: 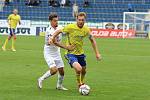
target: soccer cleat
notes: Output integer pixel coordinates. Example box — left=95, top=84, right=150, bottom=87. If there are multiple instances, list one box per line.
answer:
left=11, top=48, right=16, bottom=52
left=37, top=78, right=43, bottom=89
left=2, top=46, right=6, bottom=51
left=56, top=86, right=68, bottom=91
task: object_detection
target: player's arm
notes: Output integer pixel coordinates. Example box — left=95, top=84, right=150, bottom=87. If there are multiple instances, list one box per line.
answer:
left=19, top=21, right=21, bottom=25
left=7, top=15, right=11, bottom=27
left=49, top=29, right=75, bottom=51
left=19, top=16, right=21, bottom=25
left=7, top=19, right=10, bottom=24
left=88, top=33, right=102, bottom=60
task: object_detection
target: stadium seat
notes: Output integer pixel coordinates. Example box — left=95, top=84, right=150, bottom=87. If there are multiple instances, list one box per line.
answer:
left=1, top=0, right=150, bottom=23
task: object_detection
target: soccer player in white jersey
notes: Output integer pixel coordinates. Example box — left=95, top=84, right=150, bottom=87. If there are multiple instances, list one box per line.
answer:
left=38, top=13, right=68, bottom=90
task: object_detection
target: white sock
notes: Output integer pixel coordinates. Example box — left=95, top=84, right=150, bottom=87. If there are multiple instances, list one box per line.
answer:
left=40, top=70, right=51, bottom=81
left=57, top=74, right=64, bottom=87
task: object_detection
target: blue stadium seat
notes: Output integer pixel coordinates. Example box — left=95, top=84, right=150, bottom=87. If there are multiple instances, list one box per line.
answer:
left=1, top=0, right=150, bottom=23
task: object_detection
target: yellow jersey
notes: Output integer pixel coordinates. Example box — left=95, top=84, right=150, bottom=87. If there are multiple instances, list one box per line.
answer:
left=62, top=23, right=90, bottom=55
left=8, top=14, right=21, bottom=29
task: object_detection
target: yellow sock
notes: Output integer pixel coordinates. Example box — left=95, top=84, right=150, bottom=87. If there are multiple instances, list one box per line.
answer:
left=12, top=39, right=16, bottom=49
left=81, top=74, right=85, bottom=84
left=76, top=73, right=82, bottom=85
left=3, top=38, right=8, bottom=48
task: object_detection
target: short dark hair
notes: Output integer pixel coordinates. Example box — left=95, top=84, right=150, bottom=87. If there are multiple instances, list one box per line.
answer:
left=49, top=13, right=58, bottom=21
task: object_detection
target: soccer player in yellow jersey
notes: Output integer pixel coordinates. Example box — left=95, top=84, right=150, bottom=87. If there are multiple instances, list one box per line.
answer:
left=49, top=12, right=102, bottom=88
left=2, top=9, right=21, bottom=51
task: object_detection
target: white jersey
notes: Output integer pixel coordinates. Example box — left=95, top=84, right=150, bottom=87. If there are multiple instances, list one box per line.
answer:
left=45, top=26, right=62, bottom=48
left=44, top=26, right=64, bottom=68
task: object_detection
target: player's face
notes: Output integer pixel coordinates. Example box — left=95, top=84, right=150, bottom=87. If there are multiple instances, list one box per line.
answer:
left=77, top=16, right=85, bottom=28
left=13, top=9, right=18, bottom=15
left=51, top=17, right=58, bottom=27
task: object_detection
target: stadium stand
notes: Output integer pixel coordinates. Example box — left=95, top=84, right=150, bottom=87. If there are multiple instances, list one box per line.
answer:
left=1, top=0, right=150, bottom=23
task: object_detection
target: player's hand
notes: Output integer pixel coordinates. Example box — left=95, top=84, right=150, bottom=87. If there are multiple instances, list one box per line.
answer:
left=96, top=53, right=102, bottom=61
left=66, top=45, right=75, bottom=51
left=48, top=37, right=53, bottom=45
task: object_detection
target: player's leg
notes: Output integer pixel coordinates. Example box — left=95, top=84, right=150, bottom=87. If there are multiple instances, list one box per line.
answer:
left=65, top=54, right=83, bottom=86
left=57, top=67, right=64, bottom=87
left=57, top=67, right=68, bottom=90
left=38, top=50, right=58, bottom=89
left=38, top=66, right=58, bottom=89
left=72, top=54, right=87, bottom=87
left=55, top=56, right=68, bottom=90
left=11, top=28, right=16, bottom=51
left=40, top=66, right=58, bottom=80
left=81, top=67, right=86, bottom=84
left=72, top=62, right=83, bottom=86
left=78, top=54, right=87, bottom=84
left=2, top=28, right=13, bottom=51
left=2, top=36, right=9, bottom=51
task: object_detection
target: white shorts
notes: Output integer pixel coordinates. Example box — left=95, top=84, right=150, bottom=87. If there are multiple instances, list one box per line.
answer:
left=44, top=45, right=64, bottom=68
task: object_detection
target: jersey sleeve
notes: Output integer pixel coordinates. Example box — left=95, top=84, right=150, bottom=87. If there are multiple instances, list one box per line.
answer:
left=7, top=14, right=12, bottom=20
left=86, top=26, right=91, bottom=36
left=18, top=15, right=21, bottom=21
left=87, top=27, right=91, bottom=34
left=62, top=24, right=72, bottom=34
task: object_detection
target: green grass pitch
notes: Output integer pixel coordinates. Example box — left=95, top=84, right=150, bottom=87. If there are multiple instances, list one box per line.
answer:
left=0, top=35, right=150, bottom=100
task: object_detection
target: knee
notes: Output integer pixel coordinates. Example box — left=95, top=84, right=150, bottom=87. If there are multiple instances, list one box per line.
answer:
left=76, top=67, right=82, bottom=74
left=14, top=36, right=16, bottom=40
left=73, top=62, right=82, bottom=74
left=13, top=35, right=16, bottom=40
left=50, top=67, right=57, bottom=75
left=8, top=36, right=11, bottom=40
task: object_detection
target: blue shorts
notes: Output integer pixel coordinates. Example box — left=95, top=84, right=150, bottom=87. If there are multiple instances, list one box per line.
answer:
left=9, top=28, right=16, bottom=36
left=64, top=54, right=86, bottom=67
